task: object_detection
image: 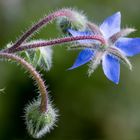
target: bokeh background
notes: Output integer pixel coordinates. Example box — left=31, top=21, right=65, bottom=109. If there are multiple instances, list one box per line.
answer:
left=1, top=0, right=140, bottom=140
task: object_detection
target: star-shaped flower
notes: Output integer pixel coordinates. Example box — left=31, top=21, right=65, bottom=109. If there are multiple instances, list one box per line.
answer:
left=68, top=12, right=140, bottom=84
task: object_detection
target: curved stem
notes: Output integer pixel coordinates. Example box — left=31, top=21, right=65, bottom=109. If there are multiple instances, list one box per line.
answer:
left=9, top=35, right=106, bottom=53
left=0, top=52, right=47, bottom=113
left=2, top=9, right=79, bottom=53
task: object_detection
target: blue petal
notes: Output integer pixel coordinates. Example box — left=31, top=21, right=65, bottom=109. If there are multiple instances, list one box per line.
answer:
left=102, top=54, right=120, bottom=84
left=68, top=49, right=94, bottom=70
left=100, top=12, right=121, bottom=39
left=68, top=29, right=95, bottom=44
left=115, top=37, right=140, bottom=56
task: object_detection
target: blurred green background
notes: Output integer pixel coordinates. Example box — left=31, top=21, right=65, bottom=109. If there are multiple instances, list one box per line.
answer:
left=1, top=0, right=140, bottom=140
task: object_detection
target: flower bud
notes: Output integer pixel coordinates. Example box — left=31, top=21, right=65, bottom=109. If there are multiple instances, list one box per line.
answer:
left=56, top=8, right=88, bottom=34
left=39, top=47, right=53, bottom=71
left=24, top=97, right=58, bottom=139
left=19, top=40, right=53, bottom=71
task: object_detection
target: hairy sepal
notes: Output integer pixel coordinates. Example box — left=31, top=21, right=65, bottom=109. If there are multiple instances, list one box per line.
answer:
left=24, top=97, right=58, bottom=139
left=108, top=47, right=132, bottom=70
left=18, top=40, right=53, bottom=71
left=88, top=51, right=103, bottom=76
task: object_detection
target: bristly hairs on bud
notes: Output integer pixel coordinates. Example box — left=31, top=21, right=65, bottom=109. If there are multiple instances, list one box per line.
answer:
left=24, top=96, right=58, bottom=139
left=56, top=8, right=88, bottom=34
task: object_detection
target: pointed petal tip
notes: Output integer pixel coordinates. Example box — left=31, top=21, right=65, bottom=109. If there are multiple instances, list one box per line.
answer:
left=67, top=63, right=82, bottom=70
left=68, top=49, right=94, bottom=71
left=67, top=66, right=75, bottom=70
left=114, top=11, right=121, bottom=20
left=114, top=11, right=121, bottom=17
left=114, top=80, right=119, bottom=84
left=107, top=75, right=119, bottom=84
left=116, top=11, right=121, bottom=15
left=100, top=11, right=121, bottom=39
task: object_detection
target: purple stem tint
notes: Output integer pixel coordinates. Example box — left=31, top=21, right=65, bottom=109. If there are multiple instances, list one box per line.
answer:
left=0, top=52, right=48, bottom=113
left=2, top=9, right=79, bottom=53
left=10, top=35, right=106, bottom=53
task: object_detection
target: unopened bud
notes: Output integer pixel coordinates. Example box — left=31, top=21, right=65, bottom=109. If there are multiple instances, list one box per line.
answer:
left=56, top=8, right=88, bottom=34
left=19, top=40, right=53, bottom=71
left=24, top=97, right=58, bottom=138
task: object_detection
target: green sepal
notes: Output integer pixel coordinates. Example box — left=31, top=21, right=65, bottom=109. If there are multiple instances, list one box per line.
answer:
left=18, top=47, right=52, bottom=71
left=25, top=97, right=58, bottom=138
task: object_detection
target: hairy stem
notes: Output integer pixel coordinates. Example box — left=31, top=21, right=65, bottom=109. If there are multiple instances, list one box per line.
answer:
left=0, top=52, right=48, bottom=113
left=2, top=9, right=81, bottom=53
left=9, top=35, right=106, bottom=53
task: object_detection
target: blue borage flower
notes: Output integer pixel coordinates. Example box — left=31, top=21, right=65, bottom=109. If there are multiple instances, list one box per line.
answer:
left=68, top=12, right=140, bottom=84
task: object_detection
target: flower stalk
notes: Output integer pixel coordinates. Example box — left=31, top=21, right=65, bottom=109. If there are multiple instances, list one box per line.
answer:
left=2, top=8, right=87, bottom=53
left=7, top=35, right=106, bottom=53
left=0, top=52, right=48, bottom=113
